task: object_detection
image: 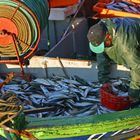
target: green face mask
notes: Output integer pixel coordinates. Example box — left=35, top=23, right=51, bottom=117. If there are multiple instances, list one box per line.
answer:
left=89, top=42, right=105, bottom=53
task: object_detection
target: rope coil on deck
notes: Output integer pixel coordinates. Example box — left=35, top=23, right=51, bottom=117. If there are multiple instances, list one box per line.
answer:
left=0, top=92, right=23, bottom=126
left=0, top=73, right=38, bottom=139
left=0, top=92, right=38, bottom=140
left=0, top=0, right=49, bottom=62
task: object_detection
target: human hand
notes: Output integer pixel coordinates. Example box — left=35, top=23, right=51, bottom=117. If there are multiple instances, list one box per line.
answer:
left=102, top=82, right=112, bottom=91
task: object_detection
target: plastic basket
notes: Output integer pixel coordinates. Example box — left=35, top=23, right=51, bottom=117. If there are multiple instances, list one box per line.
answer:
left=93, top=0, right=140, bottom=19
left=100, top=83, right=131, bottom=111
left=98, top=0, right=140, bottom=4
left=125, top=0, right=140, bottom=4
left=49, top=0, right=79, bottom=8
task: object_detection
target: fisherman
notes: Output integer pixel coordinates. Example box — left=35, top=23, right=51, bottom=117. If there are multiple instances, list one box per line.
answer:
left=87, top=18, right=140, bottom=104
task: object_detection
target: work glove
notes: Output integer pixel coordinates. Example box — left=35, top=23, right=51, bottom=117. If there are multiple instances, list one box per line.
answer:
left=128, top=88, right=140, bottom=100
left=128, top=88, right=140, bottom=108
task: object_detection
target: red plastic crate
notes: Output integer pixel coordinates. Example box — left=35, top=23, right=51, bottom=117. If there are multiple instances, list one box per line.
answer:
left=100, top=83, right=131, bottom=111
left=93, top=0, right=140, bottom=19
left=49, top=0, right=79, bottom=8
left=98, top=0, right=140, bottom=5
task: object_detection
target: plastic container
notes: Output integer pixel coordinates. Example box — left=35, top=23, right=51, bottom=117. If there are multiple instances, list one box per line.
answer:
left=98, top=0, right=140, bottom=4
left=49, top=0, right=79, bottom=8
left=100, top=83, right=131, bottom=111
left=93, top=0, right=140, bottom=19
left=126, top=0, right=140, bottom=4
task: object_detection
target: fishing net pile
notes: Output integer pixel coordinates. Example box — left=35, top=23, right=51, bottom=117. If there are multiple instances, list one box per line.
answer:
left=0, top=74, right=131, bottom=118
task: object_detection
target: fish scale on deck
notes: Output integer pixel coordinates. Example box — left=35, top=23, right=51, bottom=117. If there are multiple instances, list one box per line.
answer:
left=0, top=74, right=131, bottom=118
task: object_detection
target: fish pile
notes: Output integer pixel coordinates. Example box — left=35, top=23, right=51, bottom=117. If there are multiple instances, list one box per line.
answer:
left=111, top=78, right=129, bottom=97
left=106, top=0, right=140, bottom=14
left=0, top=74, right=130, bottom=118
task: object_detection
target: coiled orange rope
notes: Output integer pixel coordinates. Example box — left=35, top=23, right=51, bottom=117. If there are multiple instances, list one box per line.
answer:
left=0, top=0, right=49, bottom=62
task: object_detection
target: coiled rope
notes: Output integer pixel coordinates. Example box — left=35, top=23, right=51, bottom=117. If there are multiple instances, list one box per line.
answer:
left=0, top=73, right=38, bottom=140
left=0, top=92, right=38, bottom=140
left=0, top=0, right=49, bottom=61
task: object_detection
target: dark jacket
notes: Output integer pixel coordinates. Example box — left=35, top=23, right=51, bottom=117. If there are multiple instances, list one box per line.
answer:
left=97, top=18, right=140, bottom=99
